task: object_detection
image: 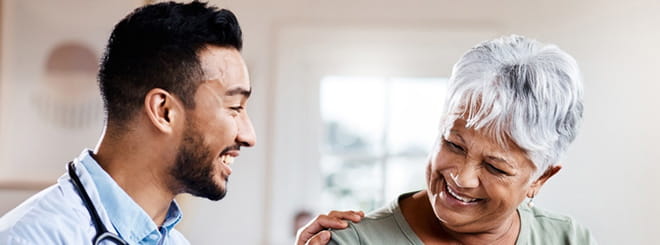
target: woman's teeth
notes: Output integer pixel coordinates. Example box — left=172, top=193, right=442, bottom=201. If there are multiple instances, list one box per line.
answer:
left=446, top=185, right=478, bottom=203
left=220, top=155, right=235, bottom=165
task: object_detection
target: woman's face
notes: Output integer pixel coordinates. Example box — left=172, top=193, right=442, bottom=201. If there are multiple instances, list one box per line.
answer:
left=426, top=118, right=549, bottom=232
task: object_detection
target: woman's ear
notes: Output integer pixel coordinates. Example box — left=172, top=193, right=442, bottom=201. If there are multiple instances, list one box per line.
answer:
left=527, top=165, right=562, bottom=198
left=144, top=88, right=183, bottom=134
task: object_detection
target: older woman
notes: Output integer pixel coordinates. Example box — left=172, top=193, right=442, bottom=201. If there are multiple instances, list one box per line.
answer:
left=326, top=35, right=595, bottom=244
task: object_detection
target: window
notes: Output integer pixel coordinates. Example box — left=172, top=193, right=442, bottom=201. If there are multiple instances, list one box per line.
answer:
left=320, top=76, right=447, bottom=212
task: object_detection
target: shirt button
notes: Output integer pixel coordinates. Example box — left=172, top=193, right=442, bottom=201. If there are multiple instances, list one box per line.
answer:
left=149, top=234, right=159, bottom=240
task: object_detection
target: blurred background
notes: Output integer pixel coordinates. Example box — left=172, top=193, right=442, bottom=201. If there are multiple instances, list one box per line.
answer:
left=0, top=0, right=658, bottom=244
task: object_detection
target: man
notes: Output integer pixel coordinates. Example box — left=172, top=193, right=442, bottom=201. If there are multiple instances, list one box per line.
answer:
left=0, top=2, right=253, bottom=244
left=0, top=2, right=361, bottom=244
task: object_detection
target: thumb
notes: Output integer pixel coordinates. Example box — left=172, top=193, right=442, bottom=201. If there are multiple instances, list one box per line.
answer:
left=306, top=230, right=331, bottom=245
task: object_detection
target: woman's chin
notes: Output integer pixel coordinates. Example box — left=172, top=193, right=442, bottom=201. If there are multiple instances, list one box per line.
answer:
left=434, top=214, right=483, bottom=233
left=430, top=192, right=484, bottom=232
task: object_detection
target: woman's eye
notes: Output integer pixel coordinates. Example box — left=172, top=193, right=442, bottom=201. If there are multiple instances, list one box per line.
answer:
left=485, top=163, right=508, bottom=175
left=444, top=139, right=465, bottom=153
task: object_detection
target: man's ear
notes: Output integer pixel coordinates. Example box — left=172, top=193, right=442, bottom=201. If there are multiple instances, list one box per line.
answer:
left=144, top=88, right=182, bottom=134
left=527, top=165, right=562, bottom=198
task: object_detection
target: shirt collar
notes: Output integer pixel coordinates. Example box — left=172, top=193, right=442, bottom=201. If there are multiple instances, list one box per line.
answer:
left=78, top=149, right=183, bottom=243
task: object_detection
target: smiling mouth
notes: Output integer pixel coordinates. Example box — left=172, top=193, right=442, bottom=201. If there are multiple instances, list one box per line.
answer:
left=219, top=154, right=235, bottom=165
left=445, top=180, right=483, bottom=203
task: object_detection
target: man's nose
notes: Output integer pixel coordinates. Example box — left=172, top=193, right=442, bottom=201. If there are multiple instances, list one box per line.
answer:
left=236, top=112, right=256, bottom=147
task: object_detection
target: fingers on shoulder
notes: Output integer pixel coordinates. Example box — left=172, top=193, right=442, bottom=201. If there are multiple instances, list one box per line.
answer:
left=327, top=210, right=365, bottom=223
left=305, top=230, right=331, bottom=245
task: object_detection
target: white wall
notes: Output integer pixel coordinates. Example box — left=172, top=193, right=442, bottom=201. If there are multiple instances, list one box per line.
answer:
left=501, top=1, right=660, bottom=244
left=1, top=0, right=658, bottom=244
left=0, top=0, right=140, bottom=182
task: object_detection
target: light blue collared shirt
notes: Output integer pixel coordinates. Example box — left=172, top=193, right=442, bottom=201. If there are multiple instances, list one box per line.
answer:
left=0, top=149, right=190, bottom=245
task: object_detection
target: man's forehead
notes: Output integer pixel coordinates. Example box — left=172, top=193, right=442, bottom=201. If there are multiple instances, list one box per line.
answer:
left=196, top=82, right=251, bottom=107
left=198, top=45, right=250, bottom=89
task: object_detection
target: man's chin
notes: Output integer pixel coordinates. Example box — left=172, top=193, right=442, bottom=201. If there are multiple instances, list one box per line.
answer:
left=186, top=179, right=227, bottom=201
left=192, top=187, right=227, bottom=201
left=204, top=190, right=227, bottom=201
left=205, top=181, right=228, bottom=201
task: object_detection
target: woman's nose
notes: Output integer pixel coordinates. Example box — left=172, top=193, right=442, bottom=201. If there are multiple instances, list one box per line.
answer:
left=451, top=165, right=480, bottom=189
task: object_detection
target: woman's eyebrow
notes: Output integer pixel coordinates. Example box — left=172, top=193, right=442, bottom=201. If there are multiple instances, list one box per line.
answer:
left=449, top=130, right=466, bottom=144
left=486, top=155, right=515, bottom=168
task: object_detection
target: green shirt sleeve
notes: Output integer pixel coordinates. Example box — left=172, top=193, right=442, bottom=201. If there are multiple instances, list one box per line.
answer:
left=329, top=222, right=361, bottom=245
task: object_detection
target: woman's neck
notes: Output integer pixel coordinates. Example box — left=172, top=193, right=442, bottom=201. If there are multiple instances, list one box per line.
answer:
left=399, top=190, right=520, bottom=245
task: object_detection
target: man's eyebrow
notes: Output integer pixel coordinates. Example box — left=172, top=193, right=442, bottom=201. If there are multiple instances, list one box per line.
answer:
left=225, top=87, right=252, bottom=97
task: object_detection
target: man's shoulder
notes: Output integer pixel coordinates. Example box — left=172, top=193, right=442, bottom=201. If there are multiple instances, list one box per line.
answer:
left=0, top=184, right=90, bottom=244
left=0, top=183, right=87, bottom=224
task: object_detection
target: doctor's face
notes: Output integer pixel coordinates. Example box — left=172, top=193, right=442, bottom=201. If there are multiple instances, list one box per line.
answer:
left=170, top=45, right=256, bottom=200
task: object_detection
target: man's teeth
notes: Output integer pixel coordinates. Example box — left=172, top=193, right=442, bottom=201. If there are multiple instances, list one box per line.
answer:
left=447, top=185, right=478, bottom=203
left=220, top=155, right=235, bottom=165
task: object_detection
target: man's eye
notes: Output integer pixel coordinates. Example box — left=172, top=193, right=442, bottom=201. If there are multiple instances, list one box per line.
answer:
left=229, top=106, right=244, bottom=113
left=485, top=163, right=508, bottom=175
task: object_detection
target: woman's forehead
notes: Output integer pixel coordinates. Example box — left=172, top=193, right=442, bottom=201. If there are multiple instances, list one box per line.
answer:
left=445, top=118, right=535, bottom=169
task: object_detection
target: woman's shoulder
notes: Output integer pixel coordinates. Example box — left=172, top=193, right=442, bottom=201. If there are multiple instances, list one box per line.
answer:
left=520, top=205, right=577, bottom=224
left=329, top=194, right=422, bottom=245
left=329, top=205, right=405, bottom=244
left=518, top=205, right=597, bottom=245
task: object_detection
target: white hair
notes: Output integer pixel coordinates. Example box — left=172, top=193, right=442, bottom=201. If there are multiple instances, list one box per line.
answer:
left=440, top=35, right=584, bottom=177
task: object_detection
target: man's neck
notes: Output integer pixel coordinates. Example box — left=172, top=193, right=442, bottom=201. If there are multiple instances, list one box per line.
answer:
left=93, top=134, right=178, bottom=227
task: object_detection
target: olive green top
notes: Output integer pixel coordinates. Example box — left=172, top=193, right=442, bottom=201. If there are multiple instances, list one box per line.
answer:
left=330, top=192, right=596, bottom=245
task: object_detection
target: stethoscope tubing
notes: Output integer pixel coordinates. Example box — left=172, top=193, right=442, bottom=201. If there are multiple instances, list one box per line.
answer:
left=68, top=161, right=128, bottom=245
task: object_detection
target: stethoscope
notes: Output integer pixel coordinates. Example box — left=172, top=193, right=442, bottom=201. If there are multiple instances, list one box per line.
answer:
left=68, top=161, right=129, bottom=245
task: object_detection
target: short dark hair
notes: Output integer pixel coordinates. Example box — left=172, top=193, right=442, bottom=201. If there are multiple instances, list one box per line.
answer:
left=98, top=1, right=242, bottom=125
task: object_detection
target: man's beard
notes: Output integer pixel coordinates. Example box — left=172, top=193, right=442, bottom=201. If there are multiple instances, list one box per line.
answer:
left=170, top=122, right=227, bottom=201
